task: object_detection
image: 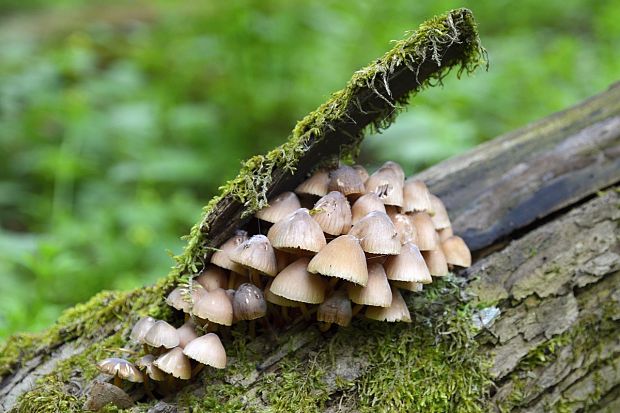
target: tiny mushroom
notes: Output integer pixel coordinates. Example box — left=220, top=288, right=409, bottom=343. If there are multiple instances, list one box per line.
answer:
left=317, top=290, right=353, bottom=329
left=211, top=230, right=248, bottom=275
left=410, top=212, right=439, bottom=251
left=97, top=358, right=144, bottom=388
left=328, top=165, right=365, bottom=197
left=348, top=211, right=401, bottom=255
left=351, top=193, right=386, bottom=225
left=183, top=333, right=227, bottom=370
left=136, top=354, right=166, bottom=382
left=192, top=287, right=234, bottom=327
left=255, top=191, right=302, bottom=224
left=347, top=263, right=393, bottom=308
left=365, top=288, right=411, bottom=323
left=229, top=234, right=278, bottom=286
left=130, top=316, right=156, bottom=345
left=195, top=265, right=228, bottom=291
left=365, top=167, right=404, bottom=207
left=422, top=248, right=450, bottom=276
left=402, top=178, right=432, bottom=213
left=307, top=234, right=368, bottom=286
left=144, top=320, right=180, bottom=351
left=176, top=320, right=199, bottom=348
left=352, top=164, right=369, bottom=183
left=153, top=347, right=192, bottom=380
left=233, top=283, right=267, bottom=321
left=429, top=194, right=451, bottom=229
left=270, top=257, right=327, bottom=318
left=384, top=242, right=432, bottom=284
left=441, top=235, right=472, bottom=268
left=311, top=191, right=352, bottom=236
left=295, top=169, right=330, bottom=197
left=267, top=208, right=327, bottom=255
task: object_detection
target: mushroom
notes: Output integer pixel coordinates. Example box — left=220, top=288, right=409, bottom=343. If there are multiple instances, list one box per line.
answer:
left=441, top=236, right=472, bottom=268
left=410, top=212, right=439, bottom=251
left=352, top=165, right=369, bottom=183
left=391, top=280, right=424, bottom=292
left=347, top=263, right=393, bottom=310
left=311, top=191, right=352, bottom=236
left=351, top=193, right=387, bottom=225
left=429, top=194, right=451, bottom=229
left=267, top=208, right=326, bottom=255
left=384, top=242, right=432, bottom=284
left=386, top=209, right=417, bottom=244
left=144, top=320, right=180, bottom=352
left=402, top=178, right=432, bottom=213
left=317, top=290, right=353, bottom=330
left=192, top=287, right=234, bottom=327
left=96, top=358, right=144, bottom=388
left=365, top=167, right=404, bottom=207
left=348, top=211, right=401, bottom=255
left=176, top=320, right=199, bottom=348
left=265, top=279, right=300, bottom=322
left=365, top=288, right=411, bottom=323
left=270, top=257, right=327, bottom=319
left=153, top=347, right=192, bottom=381
left=211, top=229, right=248, bottom=276
left=195, top=265, right=228, bottom=291
left=422, top=248, right=450, bottom=276
left=135, top=354, right=165, bottom=398
left=233, top=283, right=267, bottom=321
left=255, top=191, right=302, bottom=224
left=129, top=316, right=156, bottom=346
left=165, top=287, right=193, bottom=314
left=307, top=234, right=368, bottom=287
left=229, top=234, right=278, bottom=287
left=295, top=169, right=330, bottom=197
left=183, top=333, right=227, bottom=374
left=437, top=226, right=453, bottom=242
left=328, top=165, right=365, bottom=197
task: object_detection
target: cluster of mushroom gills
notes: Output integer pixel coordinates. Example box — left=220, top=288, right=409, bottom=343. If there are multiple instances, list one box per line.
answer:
left=97, top=161, right=471, bottom=391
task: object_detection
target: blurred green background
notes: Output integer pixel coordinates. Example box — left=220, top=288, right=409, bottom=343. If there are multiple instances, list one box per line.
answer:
left=0, top=0, right=618, bottom=339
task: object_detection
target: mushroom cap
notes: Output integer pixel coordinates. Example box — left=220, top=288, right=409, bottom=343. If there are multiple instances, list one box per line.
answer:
left=183, top=333, right=227, bottom=369
left=233, top=283, right=267, bottom=320
left=392, top=280, right=424, bottom=292
left=441, top=236, right=472, bottom=268
left=255, top=191, right=302, bottom=224
left=177, top=320, right=199, bottom=348
left=422, top=248, right=450, bottom=276
left=387, top=210, right=418, bottom=245
left=270, top=257, right=328, bottom=304
left=144, top=320, right=180, bottom=349
left=312, top=191, right=352, bottom=236
left=230, top=234, right=278, bottom=276
left=264, top=280, right=300, bottom=307
left=384, top=242, right=432, bottom=284
left=352, top=165, right=369, bottom=183
left=317, top=290, right=353, bottom=326
left=192, top=288, right=234, bottom=326
left=410, top=212, right=439, bottom=251
left=96, top=358, right=144, bottom=383
left=135, top=354, right=166, bottom=381
left=402, top=179, right=432, bottom=213
left=365, top=168, right=404, bottom=207
left=347, top=263, right=392, bottom=307
left=348, top=211, right=401, bottom=255
left=307, top=234, right=368, bottom=286
left=328, top=165, right=365, bottom=196
left=295, top=169, right=330, bottom=197
left=365, top=289, right=411, bottom=323
left=211, top=230, right=248, bottom=274
left=195, top=265, right=228, bottom=291
left=267, top=208, right=326, bottom=255
left=166, top=287, right=192, bottom=313
left=429, top=194, right=451, bottom=229
left=129, top=316, right=156, bottom=344
left=351, top=193, right=387, bottom=225
left=380, top=161, right=405, bottom=181
left=154, top=347, right=191, bottom=380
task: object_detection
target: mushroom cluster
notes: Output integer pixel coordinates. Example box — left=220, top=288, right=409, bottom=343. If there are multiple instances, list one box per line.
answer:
left=96, top=161, right=471, bottom=394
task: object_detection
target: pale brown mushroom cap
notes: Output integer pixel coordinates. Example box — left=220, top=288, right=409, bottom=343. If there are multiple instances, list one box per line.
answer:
left=352, top=165, right=369, bottom=183
left=154, top=347, right=191, bottom=380
left=230, top=234, right=278, bottom=276
left=176, top=320, right=199, bottom=348
left=423, top=248, right=450, bottom=276
left=233, top=283, right=267, bottom=320
left=387, top=209, right=418, bottom=244
left=392, top=280, right=424, bottom=292
left=348, top=211, right=401, bottom=255
left=255, top=191, right=302, bottom=224
left=97, top=358, right=144, bottom=383
left=130, top=316, right=156, bottom=344
left=317, top=290, right=353, bottom=327
left=166, top=287, right=192, bottom=313
left=192, top=288, right=234, bottom=326
left=195, top=265, right=228, bottom=291
left=211, top=230, right=248, bottom=275
left=365, top=288, right=411, bottom=323
left=347, top=263, right=392, bottom=307
left=384, top=242, right=432, bottom=284
left=295, top=169, right=330, bottom=197
left=312, top=191, right=352, bottom=236
left=402, top=179, right=432, bottom=213
left=410, top=212, right=439, bottom=251
left=429, top=194, right=451, bottom=229
left=144, top=320, right=180, bottom=349
left=267, top=208, right=326, bottom=255
left=441, top=236, right=472, bottom=268
left=135, top=355, right=166, bottom=382
left=380, top=161, right=405, bottom=181
left=437, top=226, right=453, bottom=243
left=264, top=280, right=300, bottom=307
left=183, top=333, right=227, bottom=369
left=328, top=165, right=365, bottom=196
left=307, top=234, right=368, bottom=286
left=351, top=193, right=387, bottom=225
left=365, top=168, right=404, bottom=207
left=271, top=257, right=328, bottom=304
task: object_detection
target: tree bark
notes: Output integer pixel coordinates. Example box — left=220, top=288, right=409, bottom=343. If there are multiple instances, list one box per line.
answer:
left=1, top=31, right=619, bottom=413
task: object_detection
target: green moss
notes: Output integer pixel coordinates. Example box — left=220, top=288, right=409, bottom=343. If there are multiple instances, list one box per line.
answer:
left=14, top=376, right=82, bottom=413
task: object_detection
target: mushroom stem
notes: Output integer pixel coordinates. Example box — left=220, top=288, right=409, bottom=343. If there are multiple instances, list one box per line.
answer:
left=191, top=363, right=205, bottom=378
left=113, top=375, right=122, bottom=388
left=281, top=306, right=290, bottom=322
left=260, top=317, right=278, bottom=341
left=328, top=278, right=339, bottom=289
left=166, top=374, right=176, bottom=393
left=249, top=320, right=256, bottom=339
left=351, top=304, right=364, bottom=317
left=250, top=270, right=263, bottom=289
left=142, top=344, right=149, bottom=354
left=319, top=322, right=332, bottom=332
left=299, top=303, right=310, bottom=320
left=143, top=376, right=155, bottom=399
left=228, top=272, right=237, bottom=290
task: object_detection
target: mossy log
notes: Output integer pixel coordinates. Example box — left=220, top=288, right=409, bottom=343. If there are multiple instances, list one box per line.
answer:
left=1, top=7, right=619, bottom=412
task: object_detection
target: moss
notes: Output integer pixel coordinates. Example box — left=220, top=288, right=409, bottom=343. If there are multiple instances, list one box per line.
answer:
left=14, top=376, right=82, bottom=413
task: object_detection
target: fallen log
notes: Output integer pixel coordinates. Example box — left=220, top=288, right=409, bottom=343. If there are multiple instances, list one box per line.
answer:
left=1, top=7, right=619, bottom=412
